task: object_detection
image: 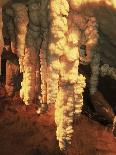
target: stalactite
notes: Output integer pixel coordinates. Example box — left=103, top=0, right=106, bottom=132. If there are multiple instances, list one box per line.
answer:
left=48, top=0, right=70, bottom=104
left=21, top=0, right=49, bottom=108
left=90, top=52, right=100, bottom=95
left=83, top=16, right=99, bottom=95
left=0, top=7, right=4, bottom=75
left=37, top=0, right=49, bottom=113
left=37, top=49, right=48, bottom=113
left=3, top=6, right=16, bottom=54
left=20, top=1, right=41, bottom=105
left=74, top=75, right=86, bottom=116
left=55, top=84, right=74, bottom=150
left=85, top=17, right=99, bottom=63
left=49, top=0, right=70, bottom=149
left=2, top=6, right=20, bottom=97
left=22, top=41, right=38, bottom=105
left=11, top=3, right=29, bottom=73
left=0, top=7, right=4, bottom=48
left=49, top=0, right=86, bottom=150
left=113, top=116, right=116, bottom=137
left=20, top=47, right=37, bottom=105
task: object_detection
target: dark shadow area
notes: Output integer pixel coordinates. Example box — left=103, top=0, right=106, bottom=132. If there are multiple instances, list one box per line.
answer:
left=0, top=47, right=23, bottom=91
left=79, top=64, right=116, bottom=126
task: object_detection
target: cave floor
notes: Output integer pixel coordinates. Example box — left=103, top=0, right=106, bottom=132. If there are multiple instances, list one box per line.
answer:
left=0, top=90, right=116, bottom=155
